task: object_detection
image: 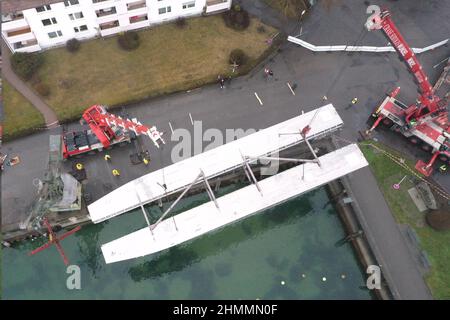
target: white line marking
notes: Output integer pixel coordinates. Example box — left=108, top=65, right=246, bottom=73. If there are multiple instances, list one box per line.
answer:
left=169, top=122, right=174, bottom=134
left=287, top=82, right=296, bottom=95
left=189, top=113, right=194, bottom=125
left=254, top=92, right=263, bottom=106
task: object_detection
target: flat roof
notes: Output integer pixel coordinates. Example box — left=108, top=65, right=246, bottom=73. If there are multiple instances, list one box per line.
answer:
left=102, top=143, right=368, bottom=264
left=88, top=104, right=343, bottom=223
left=1, top=1, right=61, bottom=14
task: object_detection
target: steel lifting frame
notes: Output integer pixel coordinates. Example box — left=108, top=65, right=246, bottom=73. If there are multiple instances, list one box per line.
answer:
left=149, top=170, right=220, bottom=232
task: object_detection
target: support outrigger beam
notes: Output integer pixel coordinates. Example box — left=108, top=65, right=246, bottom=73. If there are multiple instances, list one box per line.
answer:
left=415, top=151, right=441, bottom=177
left=136, top=191, right=155, bottom=239
left=201, top=169, right=219, bottom=209
left=151, top=172, right=203, bottom=231
left=248, top=156, right=319, bottom=164
left=242, top=155, right=263, bottom=195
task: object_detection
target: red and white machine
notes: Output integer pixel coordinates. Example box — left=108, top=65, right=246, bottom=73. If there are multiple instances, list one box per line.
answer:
left=365, top=8, right=449, bottom=176
left=62, top=105, right=165, bottom=159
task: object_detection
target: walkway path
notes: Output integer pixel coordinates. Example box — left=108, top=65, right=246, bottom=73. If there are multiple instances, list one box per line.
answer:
left=1, top=41, right=59, bottom=128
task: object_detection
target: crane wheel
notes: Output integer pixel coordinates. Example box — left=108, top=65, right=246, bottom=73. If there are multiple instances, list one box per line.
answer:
left=439, top=155, right=449, bottom=163
left=421, top=144, right=432, bottom=152
left=382, top=118, right=393, bottom=127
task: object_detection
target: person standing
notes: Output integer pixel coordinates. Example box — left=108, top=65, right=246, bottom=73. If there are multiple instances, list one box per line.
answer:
left=218, top=75, right=225, bottom=89
left=264, top=67, right=273, bottom=80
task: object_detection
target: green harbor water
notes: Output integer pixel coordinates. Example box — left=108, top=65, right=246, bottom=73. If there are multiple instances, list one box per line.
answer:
left=2, top=185, right=372, bottom=299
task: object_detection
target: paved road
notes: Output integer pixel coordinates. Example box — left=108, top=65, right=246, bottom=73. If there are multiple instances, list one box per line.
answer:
left=1, top=41, right=59, bottom=128
left=2, top=0, right=449, bottom=299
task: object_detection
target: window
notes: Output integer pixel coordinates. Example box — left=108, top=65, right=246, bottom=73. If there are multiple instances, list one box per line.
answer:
left=182, top=1, right=195, bottom=9
left=48, top=30, right=63, bottom=38
left=158, top=6, right=171, bottom=14
left=36, top=5, right=51, bottom=12
left=69, top=12, right=84, bottom=20
left=64, top=0, right=79, bottom=6
left=74, top=25, right=88, bottom=32
left=42, top=18, right=57, bottom=26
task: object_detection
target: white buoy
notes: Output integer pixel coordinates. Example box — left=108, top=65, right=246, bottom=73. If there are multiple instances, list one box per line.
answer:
left=301, top=274, right=306, bottom=278
left=341, top=274, right=346, bottom=279
left=322, top=277, right=327, bottom=282
left=281, top=280, right=286, bottom=285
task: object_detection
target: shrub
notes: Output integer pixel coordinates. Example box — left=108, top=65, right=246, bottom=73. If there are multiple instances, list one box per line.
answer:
left=257, top=25, right=266, bottom=33
left=175, top=17, right=187, bottom=29
left=222, top=6, right=250, bottom=31
left=34, top=82, right=50, bottom=97
left=66, top=38, right=81, bottom=52
left=426, top=208, right=450, bottom=231
left=11, top=52, right=43, bottom=80
left=118, top=31, right=140, bottom=51
left=229, top=49, right=248, bottom=66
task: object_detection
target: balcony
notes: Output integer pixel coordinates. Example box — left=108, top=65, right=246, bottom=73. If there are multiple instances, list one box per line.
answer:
left=1, top=12, right=24, bottom=22
left=7, top=27, right=31, bottom=37
left=10, top=38, right=41, bottom=53
left=99, top=20, right=119, bottom=30
left=127, top=0, right=147, bottom=11
left=96, top=7, right=117, bottom=17
left=13, top=39, right=38, bottom=49
left=2, top=16, right=30, bottom=33
left=206, top=0, right=230, bottom=14
left=129, top=14, right=148, bottom=24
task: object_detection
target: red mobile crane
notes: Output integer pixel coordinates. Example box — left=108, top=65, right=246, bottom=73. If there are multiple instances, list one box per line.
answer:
left=62, top=105, right=165, bottom=159
left=365, top=8, right=449, bottom=176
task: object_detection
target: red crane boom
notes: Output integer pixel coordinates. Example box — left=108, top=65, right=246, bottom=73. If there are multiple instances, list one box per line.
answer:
left=366, top=9, right=444, bottom=122
left=82, top=105, right=165, bottom=148
left=365, top=7, right=450, bottom=176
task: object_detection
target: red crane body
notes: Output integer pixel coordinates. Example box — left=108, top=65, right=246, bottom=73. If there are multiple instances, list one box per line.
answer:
left=62, top=105, right=165, bottom=159
left=365, top=8, right=450, bottom=176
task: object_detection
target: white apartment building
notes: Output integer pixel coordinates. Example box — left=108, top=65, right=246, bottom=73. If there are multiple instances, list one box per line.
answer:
left=1, top=0, right=232, bottom=53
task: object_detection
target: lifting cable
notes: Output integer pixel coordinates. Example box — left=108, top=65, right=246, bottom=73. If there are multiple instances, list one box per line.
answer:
left=324, top=27, right=368, bottom=99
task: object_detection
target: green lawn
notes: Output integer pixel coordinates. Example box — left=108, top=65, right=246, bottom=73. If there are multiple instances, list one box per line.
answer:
left=34, top=15, right=277, bottom=122
left=2, top=80, right=45, bottom=141
left=360, top=141, right=450, bottom=299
